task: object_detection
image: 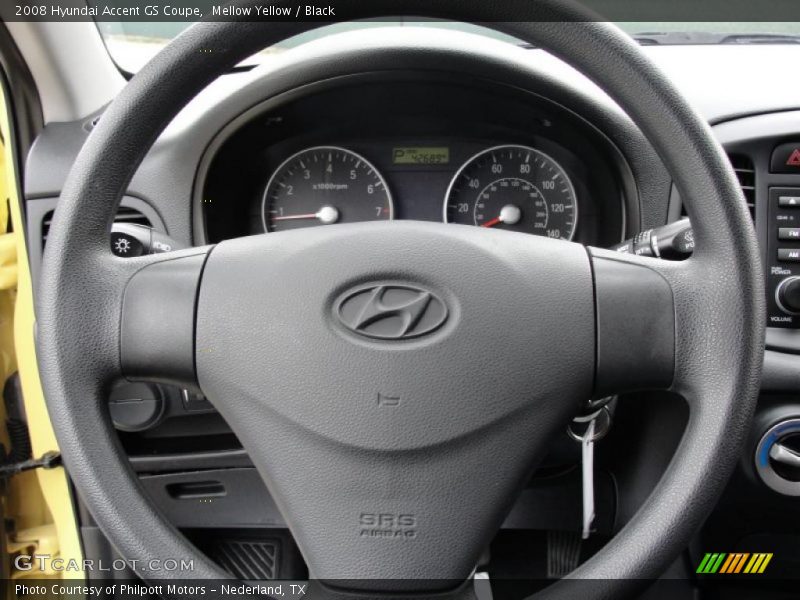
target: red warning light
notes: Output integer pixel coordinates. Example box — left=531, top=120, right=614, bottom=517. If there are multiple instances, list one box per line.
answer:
left=787, top=149, right=800, bottom=167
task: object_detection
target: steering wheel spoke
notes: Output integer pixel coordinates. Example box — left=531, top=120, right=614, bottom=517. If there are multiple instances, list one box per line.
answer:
left=589, top=247, right=678, bottom=397
left=119, top=248, right=209, bottom=388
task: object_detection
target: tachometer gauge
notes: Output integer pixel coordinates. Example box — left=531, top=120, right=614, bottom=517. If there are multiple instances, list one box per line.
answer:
left=262, top=146, right=393, bottom=232
left=444, top=145, right=577, bottom=240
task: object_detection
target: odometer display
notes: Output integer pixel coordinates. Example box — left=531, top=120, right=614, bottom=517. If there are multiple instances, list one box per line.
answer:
left=444, top=145, right=577, bottom=240
left=262, top=146, right=393, bottom=233
left=392, top=147, right=450, bottom=165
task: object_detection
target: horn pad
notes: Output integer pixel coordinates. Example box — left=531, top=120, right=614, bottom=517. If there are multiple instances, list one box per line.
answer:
left=195, top=220, right=595, bottom=585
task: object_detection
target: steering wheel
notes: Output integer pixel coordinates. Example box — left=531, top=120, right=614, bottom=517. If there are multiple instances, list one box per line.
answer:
left=37, top=1, right=764, bottom=597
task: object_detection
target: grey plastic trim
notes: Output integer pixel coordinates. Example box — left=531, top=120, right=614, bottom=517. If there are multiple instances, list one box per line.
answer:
left=129, top=448, right=253, bottom=473
left=713, top=110, right=800, bottom=147
left=762, top=349, right=800, bottom=391
left=6, top=21, right=125, bottom=122
left=710, top=109, right=800, bottom=353
left=138, top=468, right=286, bottom=529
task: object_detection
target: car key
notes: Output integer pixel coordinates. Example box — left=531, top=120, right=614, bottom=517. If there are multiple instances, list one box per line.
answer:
left=581, top=418, right=596, bottom=540
left=569, top=403, right=613, bottom=540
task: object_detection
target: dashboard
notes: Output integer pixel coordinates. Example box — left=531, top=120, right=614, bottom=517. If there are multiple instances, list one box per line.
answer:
left=198, top=80, right=626, bottom=247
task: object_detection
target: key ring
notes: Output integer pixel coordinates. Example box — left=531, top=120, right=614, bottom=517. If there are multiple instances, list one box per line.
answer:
left=567, top=405, right=612, bottom=443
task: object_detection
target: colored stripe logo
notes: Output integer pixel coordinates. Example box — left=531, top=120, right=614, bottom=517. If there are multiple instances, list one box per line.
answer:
left=696, top=553, right=773, bottom=574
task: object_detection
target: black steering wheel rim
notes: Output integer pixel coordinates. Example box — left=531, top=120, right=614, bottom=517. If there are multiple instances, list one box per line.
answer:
left=37, top=1, right=764, bottom=597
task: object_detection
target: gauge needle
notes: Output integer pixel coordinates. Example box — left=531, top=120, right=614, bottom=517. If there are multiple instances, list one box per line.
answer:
left=481, top=204, right=522, bottom=228
left=272, top=206, right=340, bottom=225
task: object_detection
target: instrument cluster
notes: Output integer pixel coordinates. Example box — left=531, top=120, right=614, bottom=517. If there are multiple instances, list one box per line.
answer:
left=261, top=143, right=579, bottom=240
left=199, top=80, right=627, bottom=247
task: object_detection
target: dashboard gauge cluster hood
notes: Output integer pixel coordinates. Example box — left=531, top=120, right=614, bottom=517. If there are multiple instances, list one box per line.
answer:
left=25, top=27, right=671, bottom=246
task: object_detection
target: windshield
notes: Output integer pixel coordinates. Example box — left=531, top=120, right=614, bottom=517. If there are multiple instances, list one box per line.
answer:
left=97, top=21, right=800, bottom=74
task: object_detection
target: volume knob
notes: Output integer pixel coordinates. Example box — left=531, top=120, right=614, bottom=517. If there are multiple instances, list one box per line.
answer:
left=776, top=277, right=800, bottom=315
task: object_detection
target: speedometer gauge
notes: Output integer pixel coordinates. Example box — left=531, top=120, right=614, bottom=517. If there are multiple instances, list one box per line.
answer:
left=262, top=146, right=393, bottom=233
left=444, top=145, right=577, bottom=240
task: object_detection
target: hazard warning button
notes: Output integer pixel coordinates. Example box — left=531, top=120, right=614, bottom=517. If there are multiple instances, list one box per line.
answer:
left=771, top=142, right=800, bottom=174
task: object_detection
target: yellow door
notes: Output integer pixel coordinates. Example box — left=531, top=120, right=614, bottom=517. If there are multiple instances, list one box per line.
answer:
left=0, top=68, right=82, bottom=590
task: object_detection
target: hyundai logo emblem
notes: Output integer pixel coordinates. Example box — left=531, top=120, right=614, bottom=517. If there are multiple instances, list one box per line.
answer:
left=335, top=283, right=448, bottom=340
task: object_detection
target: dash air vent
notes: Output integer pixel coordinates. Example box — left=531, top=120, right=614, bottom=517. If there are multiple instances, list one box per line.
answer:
left=42, top=206, right=151, bottom=248
left=728, top=153, right=756, bottom=220
left=680, top=153, right=755, bottom=221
